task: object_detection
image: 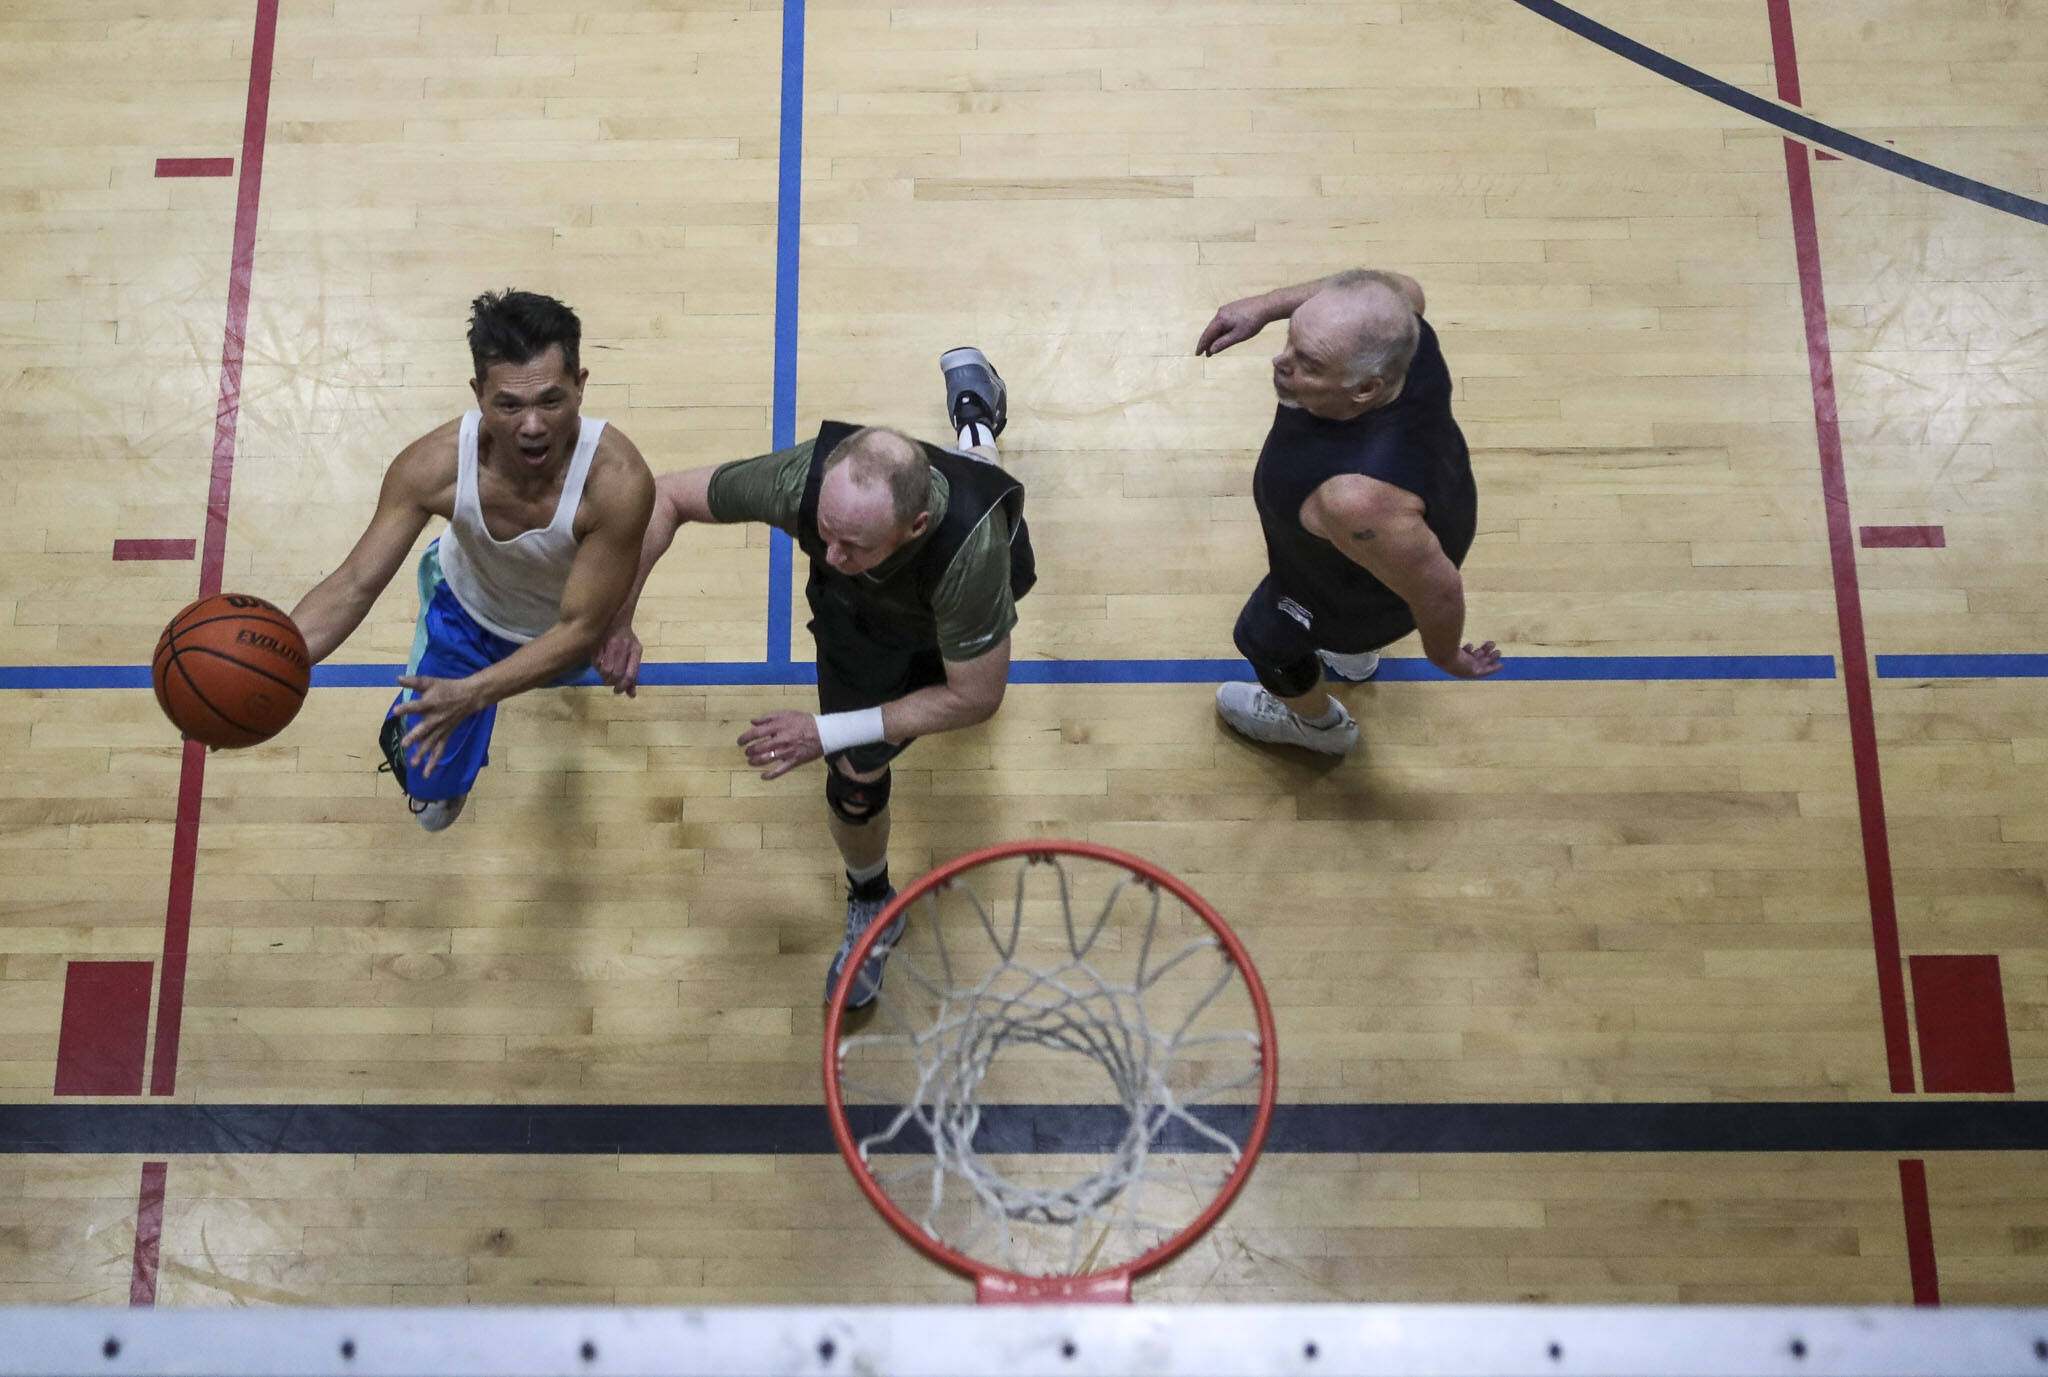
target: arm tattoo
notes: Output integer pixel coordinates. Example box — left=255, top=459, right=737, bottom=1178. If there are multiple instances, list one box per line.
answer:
left=1350, top=529, right=1377, bottom=543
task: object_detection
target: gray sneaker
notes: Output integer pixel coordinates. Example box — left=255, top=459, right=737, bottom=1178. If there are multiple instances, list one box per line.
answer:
left=378, top=713, right=466, bottom=831
left=1317, top=648, right=1381, bottom=683
left=940, top=347, right=1006, bottom=439
left=413, top=794, right=467, bottom=832
left=1215, top=682, right=1359, bottom=755
left=825, top=886, right=905, bottom=1010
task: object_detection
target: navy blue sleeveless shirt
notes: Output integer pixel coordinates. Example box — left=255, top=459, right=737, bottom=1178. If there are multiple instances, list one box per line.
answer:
left=1251, top=317, right=1475, bottom=628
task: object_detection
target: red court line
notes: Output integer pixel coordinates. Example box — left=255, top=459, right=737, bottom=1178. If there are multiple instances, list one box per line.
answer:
left=1767, top=0, right=1915, bottom=1094
left=112, top=539, right=197, bottom=562
left=1910, top=955, right=2016, bottom=1093
left=150, top=741, right=206, bottom=1096
left=1898, top=1159, right=1940, bottom=1305
left=200, top=0, right=278, bottom=602
left=154, top=157, right=233, bottom=179
left=151, top=0, right=280, bottom=1098
left=1860, top=525, right=1946, bottom=549
left=1764, top=0, right=1802, bottom=104
left=128, top=1161, right=167, bottom=1307
left=54, top=961, right=153, bottom=1096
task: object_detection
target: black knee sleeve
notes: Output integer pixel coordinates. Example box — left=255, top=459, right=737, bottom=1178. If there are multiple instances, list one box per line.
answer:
left=826, top=766, right=891, bottom=825
left=1253, top=653, right=1323, bottom=699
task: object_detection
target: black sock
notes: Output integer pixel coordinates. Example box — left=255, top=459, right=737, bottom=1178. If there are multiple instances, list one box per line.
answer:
left=848, top=865, right=891, bottom=902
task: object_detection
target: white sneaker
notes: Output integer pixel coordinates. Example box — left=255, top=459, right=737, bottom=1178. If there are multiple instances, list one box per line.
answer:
left=1215, top=683, right=1359, bottom=755
left=411, top=794, right=467, bottom=832
left=1317, top=648, right=1381, bottom=682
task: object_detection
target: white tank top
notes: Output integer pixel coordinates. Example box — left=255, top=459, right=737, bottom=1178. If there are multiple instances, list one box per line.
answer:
left=437, top=410, right=606, bottom=643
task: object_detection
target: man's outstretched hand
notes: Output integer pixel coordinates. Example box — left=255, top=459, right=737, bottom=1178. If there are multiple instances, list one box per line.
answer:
left=593, top=629, right=644, bottom=697
left=1439, top=642, right=1504, bottom=679
left=1196, top=297, right=1273, bottom=356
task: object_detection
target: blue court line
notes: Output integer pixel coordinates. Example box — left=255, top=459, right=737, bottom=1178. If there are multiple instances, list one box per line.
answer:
left=1009, top=654, right=1837, bottom=684
left=1506, top=0, right=2048, bottom=228
left=1877, top=654, right=2048, bottom=679
left=3, top=1100, right=2044, bottom=1156
left=0, top=655, right=1841, bottom=692
left=762, top=0, right=805, bottom=667
left=46, top=654, right=2048, bottom=690
left=0, top=666, right=156, bottom=689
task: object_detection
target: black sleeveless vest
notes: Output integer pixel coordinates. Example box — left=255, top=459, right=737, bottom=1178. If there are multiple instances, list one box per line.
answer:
left=1252, top=317, right=1476, bottom=625
left=797, top=420, right=1035, bottom=650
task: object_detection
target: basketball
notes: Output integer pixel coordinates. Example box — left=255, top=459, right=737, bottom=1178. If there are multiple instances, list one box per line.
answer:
left=151, top=593, right=312, bottom=748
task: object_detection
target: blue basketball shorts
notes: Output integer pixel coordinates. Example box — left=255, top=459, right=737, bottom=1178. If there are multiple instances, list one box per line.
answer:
left=387, top=542, right=584, bottom=801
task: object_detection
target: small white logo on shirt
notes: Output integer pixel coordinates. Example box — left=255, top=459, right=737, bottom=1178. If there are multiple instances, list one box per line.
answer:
left=1278, top=597, right=1313, bottom=630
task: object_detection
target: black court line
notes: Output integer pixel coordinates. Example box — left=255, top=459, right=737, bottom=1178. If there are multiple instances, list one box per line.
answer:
left=4, top=1101, right=2044, bottom=1156
left=1506, top=0, right=2048, bottom=228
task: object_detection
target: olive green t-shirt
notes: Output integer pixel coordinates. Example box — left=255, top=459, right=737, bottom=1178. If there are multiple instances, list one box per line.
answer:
left=706, top=440, right=1017, bottom=661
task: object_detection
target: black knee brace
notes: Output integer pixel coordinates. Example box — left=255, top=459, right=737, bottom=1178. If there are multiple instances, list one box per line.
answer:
left=1253, top=652, right=1323, bottom=699
left=826, top=765, right=891, bottom=825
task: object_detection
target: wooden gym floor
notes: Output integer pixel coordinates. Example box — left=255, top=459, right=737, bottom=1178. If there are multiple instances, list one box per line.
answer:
left=2, top=0, right=2046, bottom=1306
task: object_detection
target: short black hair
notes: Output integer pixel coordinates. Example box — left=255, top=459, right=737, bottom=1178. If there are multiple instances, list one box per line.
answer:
left=467, top=289, right=581, bottom=382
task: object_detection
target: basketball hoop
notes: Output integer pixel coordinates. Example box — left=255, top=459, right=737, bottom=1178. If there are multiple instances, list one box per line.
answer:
left=822, top=840, right=1279, bottom=1304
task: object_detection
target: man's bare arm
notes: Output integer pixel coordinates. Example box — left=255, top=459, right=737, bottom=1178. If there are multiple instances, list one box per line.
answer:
left=879, top=636, right=1010, bottom=742
left=289, top=426, right=449, bottom=664
left=1310, top=477, right=1499, bottom=680
left=612, top=465, right=716, bottom=632
left=1196, top=270, right=1425, bottom=356
left=736, top=636, right=1012, bottom=780
left=591, top=464, right=719, bottom=696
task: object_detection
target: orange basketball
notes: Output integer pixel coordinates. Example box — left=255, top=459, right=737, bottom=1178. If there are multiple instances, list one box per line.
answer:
left=151, top=593, right=311, bottom=748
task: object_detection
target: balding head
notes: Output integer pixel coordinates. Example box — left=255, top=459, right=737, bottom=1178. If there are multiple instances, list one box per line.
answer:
left=1271, top=274, right=1421, bottom=420
left=816, top=426, right=933, bottom=575
left=1320, top=275, right=1422, bottom=387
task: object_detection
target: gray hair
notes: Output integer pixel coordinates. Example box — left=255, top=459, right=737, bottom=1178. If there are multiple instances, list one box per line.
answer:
left=821, top=426, right=932, bottom=526
left=1325, top=270, right=1421, bottom=390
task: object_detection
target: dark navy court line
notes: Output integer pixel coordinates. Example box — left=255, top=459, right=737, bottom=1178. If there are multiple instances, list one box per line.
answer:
left=4, top=1101, right=2045, bottom=1156
left=1878, top=654, right=2048, bottom=679
left=763, top=0, right=805, bottom=667
left=0, top=654, right=1841, bottom=692
left=1505, top=0, right=2048, bottom=227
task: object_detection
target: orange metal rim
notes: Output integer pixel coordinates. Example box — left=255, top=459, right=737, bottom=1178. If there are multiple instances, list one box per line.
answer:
left=820, top=839, right=1280, bottom=1301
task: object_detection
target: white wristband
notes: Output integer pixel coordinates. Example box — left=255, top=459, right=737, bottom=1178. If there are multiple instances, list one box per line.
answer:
left=814, top=707, right=886, bottom=754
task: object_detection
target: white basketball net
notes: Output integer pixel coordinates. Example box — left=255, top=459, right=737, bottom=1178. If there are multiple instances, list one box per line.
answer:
left=833, top=851, right=1269, bottom=1280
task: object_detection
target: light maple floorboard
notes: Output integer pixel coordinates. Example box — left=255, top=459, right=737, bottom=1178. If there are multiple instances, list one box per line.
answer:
left=0, top=0, right=2043, bottom=1308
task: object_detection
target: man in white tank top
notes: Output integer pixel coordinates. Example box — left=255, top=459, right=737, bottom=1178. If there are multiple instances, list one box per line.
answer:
left=289, top=291, right=656, bottom=830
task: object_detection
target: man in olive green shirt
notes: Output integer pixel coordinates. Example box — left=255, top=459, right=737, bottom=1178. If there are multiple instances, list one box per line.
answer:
left=598, top=350, right=1030, bottom=1010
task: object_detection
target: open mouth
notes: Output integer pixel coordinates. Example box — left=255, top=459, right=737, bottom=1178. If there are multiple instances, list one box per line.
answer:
left=518, top=441, right=552, bottom=464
